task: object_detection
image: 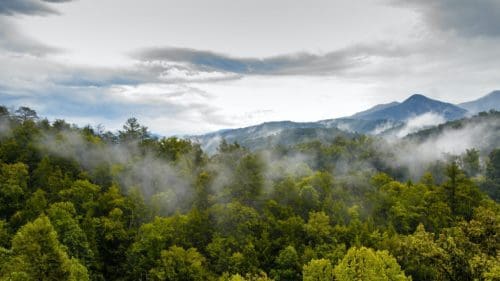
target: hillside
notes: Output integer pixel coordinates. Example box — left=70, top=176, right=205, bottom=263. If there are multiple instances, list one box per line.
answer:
left=192, top=93, right=489, bottom=152
left=191, top=121, right=353, bottom=152
left=406, top=110, right=500, bottom=149
left=458, top=90, right=500, bottom=113
left=0, top=105, right=499, bottom=281
left=351, top=101, right=401, bottom=119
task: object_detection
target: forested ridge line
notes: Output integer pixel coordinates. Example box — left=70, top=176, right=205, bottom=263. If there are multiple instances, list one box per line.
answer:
left=0, top=105, right=499, bottom=280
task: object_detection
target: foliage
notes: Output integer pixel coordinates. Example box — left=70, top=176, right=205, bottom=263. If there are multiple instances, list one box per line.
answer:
left=0, top=107, right=498, bottom=280
left=149, top=245, right=207, bottom=281
left=333, top=247, right=410, bottom=281
left=302, top=258, right=333, bottom=281
left=0, top=215, right=88, bottom=281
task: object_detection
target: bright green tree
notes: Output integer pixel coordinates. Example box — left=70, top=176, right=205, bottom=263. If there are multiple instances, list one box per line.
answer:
left=333, top=247, right=410, bottom=281
left=149, top=245, right=207, bottom=281
left=46, top=202, right=94, bottom=267
left=302, top=258, right=333, bottom=281
left=0, top=215, right=88, bottom=281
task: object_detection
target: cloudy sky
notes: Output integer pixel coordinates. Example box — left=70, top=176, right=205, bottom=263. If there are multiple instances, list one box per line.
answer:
left=1, top=0, right=499, bottom=135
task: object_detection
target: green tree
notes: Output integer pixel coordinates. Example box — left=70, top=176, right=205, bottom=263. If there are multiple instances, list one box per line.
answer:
left=157, top=137, right=194, bottom=162
left=302, top=258, right=333, bottom=281
left=32, top=156, right=73, bottom=199
left=271, top=246, right=301, bottom=281
left=14, top=106, right=38, bottom=123
left=304, top=211, right=333, bottom=244
left=149, top=245, right=207, bottom=281
left=46, top=202, right=94, bottom=267
left=442, top=162, right=482, bottom=219
left=127, top=214, right=194, bottom=279
left=0, top=105, right=9, bottom=119
left=0, top=220, right=10, bottom=248
left=333, top=247, right=410, bottom=281
left=484, top=148, right=500, bottom=200
left=194, top=171, right=212, bottom=210
left=394, top=224, right=443, bottom=280
left=59, top=179, right=101, bottom=215
left=219, top=272, right=273, bottom=281
left=97, top=208, right=129, bottom=279
left=0, top=215, right=89, bottom=281
left=231, top=154, right=264, bottom=206
left=461, top=148, right=480, bottom=177
left=118, top=117, right=150, bottom=143
left=0, top=163, right=29, bottom=219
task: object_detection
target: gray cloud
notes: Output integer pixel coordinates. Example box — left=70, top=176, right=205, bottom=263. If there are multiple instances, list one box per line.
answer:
left=393, top=0, right=500, bottom=38
left=0, top=18, right=60, bottom=56
left=135, top=43, right=415, bottom=76
left=1, top=0, right=499, bottom=137
left=0, top=53, right=234, bottom=134
left=0, top=0, right=76, bottom=56
left=0, top=82, right=234, bottom=135
left=0, top=0, right=75, bottom=16
left=0, top=0, right=57, bottom=16
left=42, top=0, right=75, bottom=2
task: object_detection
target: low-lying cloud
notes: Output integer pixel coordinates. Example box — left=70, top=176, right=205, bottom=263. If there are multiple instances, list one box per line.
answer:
left=396, top=112, right=446, bottom=138
left=388, top=117, right=500, bottom=178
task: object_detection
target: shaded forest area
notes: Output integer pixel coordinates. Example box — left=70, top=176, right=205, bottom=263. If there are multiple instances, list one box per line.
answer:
left=0, top=106, right=499, bottom=280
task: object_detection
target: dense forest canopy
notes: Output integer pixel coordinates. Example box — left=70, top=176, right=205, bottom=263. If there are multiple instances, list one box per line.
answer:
left=0, top=105, right=499, bottom=280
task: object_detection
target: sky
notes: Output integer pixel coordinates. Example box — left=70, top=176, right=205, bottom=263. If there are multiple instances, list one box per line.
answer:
left=0, top=0, right=500, bottom=135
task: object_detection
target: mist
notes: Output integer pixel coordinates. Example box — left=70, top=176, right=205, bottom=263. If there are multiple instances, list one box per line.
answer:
left=386, top=116, right=500, bottom=179
left=15, top=110, right=498, bottom=218
left=36, top=129, right=194, bottom=215
left=396, top=112, right=446, bottom=138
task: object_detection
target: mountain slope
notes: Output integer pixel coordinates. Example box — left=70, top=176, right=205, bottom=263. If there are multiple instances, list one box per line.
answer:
left=190, top=93, right=490, bottom=152
left=352, top=94, right=467, bottom=121
left=406, top=111, right=500, bottom=153
left=317, top=118, right=402, bottom=134
left=351, top=101, right=400, bottom=119
left=458, top=90, right=500, bottom=113
left=191, top=122, right=352, bottom=153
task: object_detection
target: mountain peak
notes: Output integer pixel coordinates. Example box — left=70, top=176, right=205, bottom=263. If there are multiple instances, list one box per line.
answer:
left=404, top=94, right=431, bottom=103
left=350, top=93, right=466, bottom=121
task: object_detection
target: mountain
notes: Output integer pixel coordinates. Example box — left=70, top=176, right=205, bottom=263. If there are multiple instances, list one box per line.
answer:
left=190, top=93, right=490, bottom=152
left=458, top=90, right=500, bottom=113
left=406, top=110, right=500, bottom=152
left=351, top=94, right=467, bottom=121
left=317, top=118, right=402, bottom=134
left=351, top=101, right=400, bottom=119
left=190, top=118, right=402, bottom=153
left=190, top=121, right=352, bottom=153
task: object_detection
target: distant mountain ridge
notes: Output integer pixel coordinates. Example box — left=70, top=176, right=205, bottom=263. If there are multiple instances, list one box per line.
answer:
left=352, top=94, right=467, bottom=121
left=190, top=121, right=352, bottom=152
left=458, top=91, right=500, bottom=113
left=191, top=91, right=500, bottom=152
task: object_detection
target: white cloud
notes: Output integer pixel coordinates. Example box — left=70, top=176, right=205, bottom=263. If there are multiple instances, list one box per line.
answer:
left=396, top=112, right=446, bottom=137
left=1, top=0, right=500, bottom=136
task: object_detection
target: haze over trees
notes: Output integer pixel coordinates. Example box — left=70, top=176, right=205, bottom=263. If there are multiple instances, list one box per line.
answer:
left=0, top=105, right=498, bottom=280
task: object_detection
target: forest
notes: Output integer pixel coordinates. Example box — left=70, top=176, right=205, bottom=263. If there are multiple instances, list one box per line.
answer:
left=0, top=105, right=498, bottom=281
